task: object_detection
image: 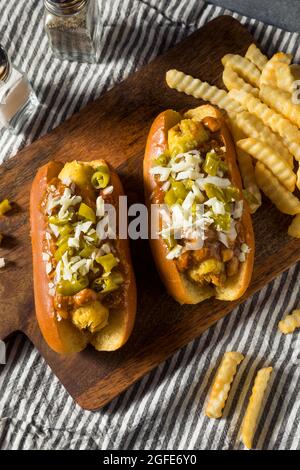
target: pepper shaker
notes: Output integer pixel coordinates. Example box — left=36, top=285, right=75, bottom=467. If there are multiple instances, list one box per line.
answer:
left=0, top=45, right=38, bottom=132
left=44, top=0, right=100, bottom=63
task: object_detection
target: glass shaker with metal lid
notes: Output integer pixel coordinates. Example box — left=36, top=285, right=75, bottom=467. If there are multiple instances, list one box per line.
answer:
left=44, top=0, right=100, bottom=63
left=0, top=45, right=38, bottom=132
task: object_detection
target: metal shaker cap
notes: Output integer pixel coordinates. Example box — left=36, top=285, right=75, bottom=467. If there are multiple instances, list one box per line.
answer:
left=0, top=45, right=10, bottom=82
left=44, top=0, right=87, bottom=15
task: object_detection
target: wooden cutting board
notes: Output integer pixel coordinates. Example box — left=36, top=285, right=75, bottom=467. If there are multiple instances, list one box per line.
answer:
left=0, top=16, right=299, bottom=410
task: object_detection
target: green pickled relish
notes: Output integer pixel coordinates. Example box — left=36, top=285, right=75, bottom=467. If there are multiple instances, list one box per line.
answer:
left=204, top=183, right=226, bottom=202
left=171, top=181, right=188, bottom=200
left=183, top=179, right=194, bottom=190
left=96, top=253, right=118, bottom=273
left=56, top=277, right=89, bottom=296
left=164, top=188, right=177, bottom=206
left=212, top=213, right=231, bottom=232
left=54, top=242, right=70, bottom=261
left=224, top=186, right=240, bottom=202
left=78, top=202, right=96, bottom=223
left=49, top=214, right=73, bottom=226
left=154, top=152, right=170, bottom=166
left=203, top=152, right=220, bottom=176
left=79, top=245, right=94, bottom=258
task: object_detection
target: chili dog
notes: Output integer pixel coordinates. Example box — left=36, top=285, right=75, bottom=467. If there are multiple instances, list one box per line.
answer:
left=30, top=160, right=136, bottom=354
left=144, top=105, right=254, bottom=304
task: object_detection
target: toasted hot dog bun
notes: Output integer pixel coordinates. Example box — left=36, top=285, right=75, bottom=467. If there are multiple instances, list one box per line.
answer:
left=144, top=106, right=254, bottom=304
left=30, top=160, right=136, bottom=354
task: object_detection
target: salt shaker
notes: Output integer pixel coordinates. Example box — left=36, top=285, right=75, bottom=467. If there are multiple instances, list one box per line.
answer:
left=44, top=0, right=100, bottom=63
left=0, top=45, right=38, bottom=132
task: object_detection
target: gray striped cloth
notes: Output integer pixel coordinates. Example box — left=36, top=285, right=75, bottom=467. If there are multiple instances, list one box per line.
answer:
left=0, top=0, right=299, bottom=450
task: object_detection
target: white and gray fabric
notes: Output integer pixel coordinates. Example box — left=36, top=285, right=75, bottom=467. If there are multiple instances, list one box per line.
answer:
left=0, top=0, right=299, bottom=450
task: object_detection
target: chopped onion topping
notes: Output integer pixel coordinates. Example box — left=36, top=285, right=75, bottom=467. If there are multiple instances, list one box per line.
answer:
left=166, top=245, right=183, bottom=260
left=205, top=197, right=225, bottom=215
left=150, top=166, right=171, bottom=181
left=233, top=200, right=243, bottom=219
left=68, top=237, right=80, bottom=249
left=103, top=185, right=114, bottom=195
left=239, top=252, right=246, bottom=262
left=228, top=221, right=237, bottom=240
left=96, top=196, right=105, bottom=217
left=100, top=243, right=111, bottom=255
left=182, top=191, right=195, bottom=211
left=176, top=170, right=201, bottom=181
left=196, top=176, right=231, bottom=190
left=57, top=188, right=82, bottom=220
left=74, top=221, right=93, bottom=239
left=46, top=262, right=52, bottom=274
left=218, top=232, right=229, bottom=248
left=186, top=237, right=204, bottom=250
left=42, top=252, right=50, bottom=261
left=191, top=183, right=204, bottom=201
left=62, top=177, right=72, bottom=186
left=161, top=181, right=170, bottom=192
left=46, top=195, right=61, bottom=215
left=49, top=223, right=60, bottom=238
left=241, top=243, right=250, bottom=253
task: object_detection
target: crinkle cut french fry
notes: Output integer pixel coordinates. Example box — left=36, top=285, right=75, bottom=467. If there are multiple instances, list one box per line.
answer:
left=288, top=214, right=300, bottom=238
left=271, top=52, right=293, bottom=64
left=235, top=111, right=293, bottom=168
left=221, top=54, right=261, bottom=87
left=241, top=367, right=273, bottom=449
left=245, top=44, right=268, bottom=71
left=205, top=352, right=244, bottom=419
left=165, top=69, right=243, bottom=114
left=255, top=162, right=300, bottom=215
left=228, top=88, right=300, bottom=145
left=276, top=64, right=300, bottom=93
left=283, top=138, right=300, bottom=162
left=260, top=52, right=292, bottom=88
left=276, top=63, right=300, bottom=94
left=222, top=66, right=259, bottom=96
left=237, top=138, right=296, bottom=192
left=278, top=309, right=300, bottom=334
left=297, top=167, right=300, bottom=190
left=227, top=115, right=261, bottom=212
left=259, top=85, right=300, bottom=129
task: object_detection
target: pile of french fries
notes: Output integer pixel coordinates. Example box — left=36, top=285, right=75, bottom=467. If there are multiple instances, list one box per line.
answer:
left=166, top=43, right=300, bottom=237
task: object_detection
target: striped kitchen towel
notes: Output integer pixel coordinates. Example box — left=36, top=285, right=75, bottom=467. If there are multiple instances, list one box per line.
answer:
left=0, top=0, right=300, bottom=450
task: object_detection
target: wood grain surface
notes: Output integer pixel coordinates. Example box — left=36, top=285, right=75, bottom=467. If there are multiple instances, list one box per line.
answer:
left=0, top=16, right=299, bottom=410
